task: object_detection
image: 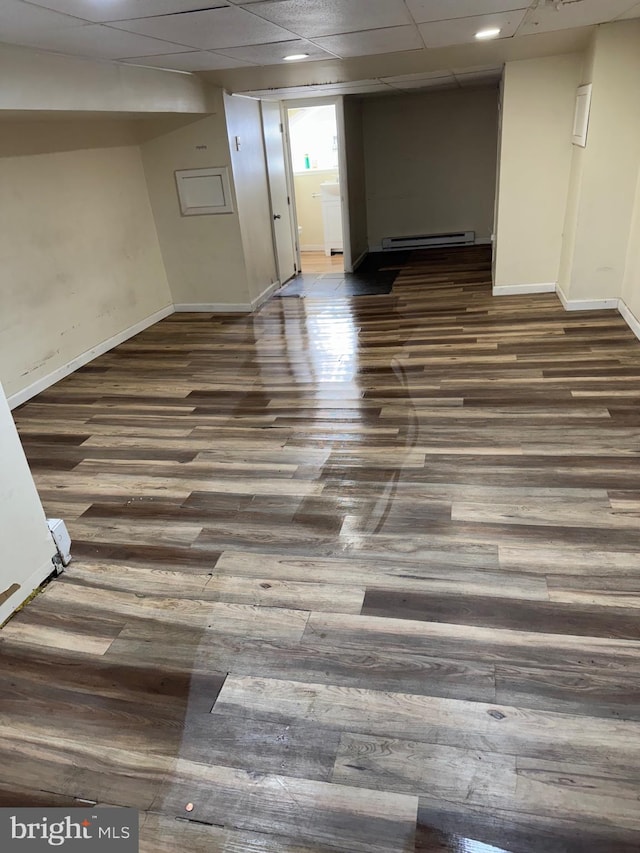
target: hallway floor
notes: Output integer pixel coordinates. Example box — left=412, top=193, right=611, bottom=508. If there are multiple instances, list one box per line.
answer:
left=4, top=246, right=640, bottom=852
left=300, top=250, right=344, bottom=274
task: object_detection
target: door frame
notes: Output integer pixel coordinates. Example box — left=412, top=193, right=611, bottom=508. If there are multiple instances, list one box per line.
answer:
left=278, top=102, right=302, bottom=276
left=260, top=99, right=298, bottom=285
left=281, top=96, right=353, bottom=273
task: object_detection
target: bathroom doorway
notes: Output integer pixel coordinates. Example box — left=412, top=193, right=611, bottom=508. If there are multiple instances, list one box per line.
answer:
left=287, top=103, right=344, bottom=275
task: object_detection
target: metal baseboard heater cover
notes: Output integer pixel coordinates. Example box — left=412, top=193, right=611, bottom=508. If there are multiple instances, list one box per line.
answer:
left=382, top=231, right=475, bottom=250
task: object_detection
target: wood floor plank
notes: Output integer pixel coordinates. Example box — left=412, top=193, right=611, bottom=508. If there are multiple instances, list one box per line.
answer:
left=213, top=674, right=640, bottom=765
left=361, top=588, right=640, bottom=639
left=153, top=760, right=418, bottom=853
left=66, top=561, right=365, bottom=613
left=332, top=732, right=516, bottom=807
left=215, top=550, right=542, bottom=599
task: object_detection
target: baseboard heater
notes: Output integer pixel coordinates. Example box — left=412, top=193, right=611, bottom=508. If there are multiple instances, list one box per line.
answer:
left=382, top=231, right=475, bottom=250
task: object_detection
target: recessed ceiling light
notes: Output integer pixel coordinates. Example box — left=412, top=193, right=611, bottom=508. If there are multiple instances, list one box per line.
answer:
left=475, top=27, right=501, bottom=40
left=283, top=53, right=309, bottom=61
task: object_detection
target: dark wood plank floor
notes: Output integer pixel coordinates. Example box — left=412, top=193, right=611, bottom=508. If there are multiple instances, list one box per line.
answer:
left=4, top=246, right=640, bottom=852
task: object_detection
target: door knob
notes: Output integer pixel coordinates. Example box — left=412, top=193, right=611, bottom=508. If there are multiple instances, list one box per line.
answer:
left=273, top=214, right=281, bottom=220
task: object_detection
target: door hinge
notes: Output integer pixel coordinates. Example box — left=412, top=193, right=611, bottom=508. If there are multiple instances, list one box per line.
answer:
left=287, top=196, right=291, bottom=204
left=279, top=122, right=284, bottom=133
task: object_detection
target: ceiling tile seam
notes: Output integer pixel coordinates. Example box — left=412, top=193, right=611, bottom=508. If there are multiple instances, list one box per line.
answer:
left=17, top=0, right=91, bottom=27
left=303, top=24, right=425, bottom=61
left=178, top=48, right=261, bottom=64
left=401, top=0, right=429, bottom=51
left=272, top=37, right=344, bottom=61
left=96, top=21, right=246, bottom=53
left=613, top=0, right=640, bottom=19
left=414, top=6, right=530, bottom=26
left=514, top=2, right=540, bottom=37
left=226, top=1, right=419, bottom=41
left=207, top=2, right=320, bottom=44
left=119, top=3, right=230, bottom=21
left=97, top=8, right=342, bottom=57
left=212, top=39, right=342, bottom=61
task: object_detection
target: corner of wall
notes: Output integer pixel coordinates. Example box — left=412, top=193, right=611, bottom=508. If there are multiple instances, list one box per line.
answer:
left=139, top=107, right=252, bottom=310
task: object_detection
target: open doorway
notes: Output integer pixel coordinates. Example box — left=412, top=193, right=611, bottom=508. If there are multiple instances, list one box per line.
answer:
left=287, top=104, right=344, bottom=275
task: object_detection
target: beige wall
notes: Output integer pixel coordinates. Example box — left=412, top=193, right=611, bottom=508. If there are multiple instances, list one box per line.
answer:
left=343, top=97, right=368, bottom=265
left=224, top=94, right=278, bottom=302
left=494, top=54, right=582, bottom=288
left=557, top=38, right=596, bottom=298
left=362, top=86, right=499, bottom=250
left=0, top=382, right=56, bottom=626
left=0, top=115, right=202, bottom=159
left=293, top=169, right=339, bottom=248
left=0, top=141, right=171, bottom=401
left=623, top=166, right=640, bottom=320
left=0, top=42, right=212, bottom=114
left=141, top=103, right=250, bottom=307
left=560, top=21, right=640, bottom=302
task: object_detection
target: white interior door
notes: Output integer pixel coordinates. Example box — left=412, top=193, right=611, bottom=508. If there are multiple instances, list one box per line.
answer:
left=261, top=100, right=297, bottom=285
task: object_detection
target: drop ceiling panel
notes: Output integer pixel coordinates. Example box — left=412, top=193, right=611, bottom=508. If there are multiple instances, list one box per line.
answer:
left=419, top=10, right=527, bottom=48
left=244, top=0, right=413, bottom=37
left=313, top=25, right=424, bottom=58
left=110, top=5, right=297, bottom=49
left=519, top=0, right=640, bottom=34
left=406, top=0, right=528, bottom=24
left=455, top=70, right=502, bottom=86
left=383, top=70, right=452, bottom=83
left=19, top=0, right=221, bottom=23
left=13, top=24, right=193, bottom=59
left=123, top=50, right=252, bottom=70
left=0, top=0, right=86, bottom=38
left=305, top=83, right=391, bottom=95
left=616, top=2, right=640, bottom=18
left=386, top=75, right=457, bottom=90
left=243, top=78, right=390, bottom=99
left=217, top=38, right=336, bottom=63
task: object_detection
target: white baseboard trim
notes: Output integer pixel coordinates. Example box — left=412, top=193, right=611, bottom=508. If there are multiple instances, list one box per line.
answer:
left=174, top=303, right=252, bottom=312
left=251, top=280, right=281, bottom=310
left=0, top=556, right=55, bottom=627
left=555, top=283, right=570, bottom=310
left=555, top=284, right=618, bottom=312
left=8, top=304, right=174, bottom=409
left=300, top=244, right=324, bottom=252
left=618, top=299, right=640, bottom=341
left=351, top=249, right=368, bottom=272
left=174, top=281, right=281, bottom=314
left=493, top=282, right=556, bottom=296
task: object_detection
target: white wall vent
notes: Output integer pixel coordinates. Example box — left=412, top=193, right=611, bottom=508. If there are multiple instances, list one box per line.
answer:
left=382, top=231, right=475, bottom=250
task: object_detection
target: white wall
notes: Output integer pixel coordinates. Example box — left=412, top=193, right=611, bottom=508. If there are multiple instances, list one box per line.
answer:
left=224, top=94, right=279, bottom=303
left=494, top=54, right=582, bottom=289
left=559, top=21, right=640, bottom=302
left=362, top=86, right=499, bottom=250
left=343, top=96, right=368, bottom=265
left=141, top=103, right=251, bottom=308
left=0, top=139, right=172, bottom=403
left=293, top=168, right=339, bottom=249
left=0, top=382, right=55, bottom=626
